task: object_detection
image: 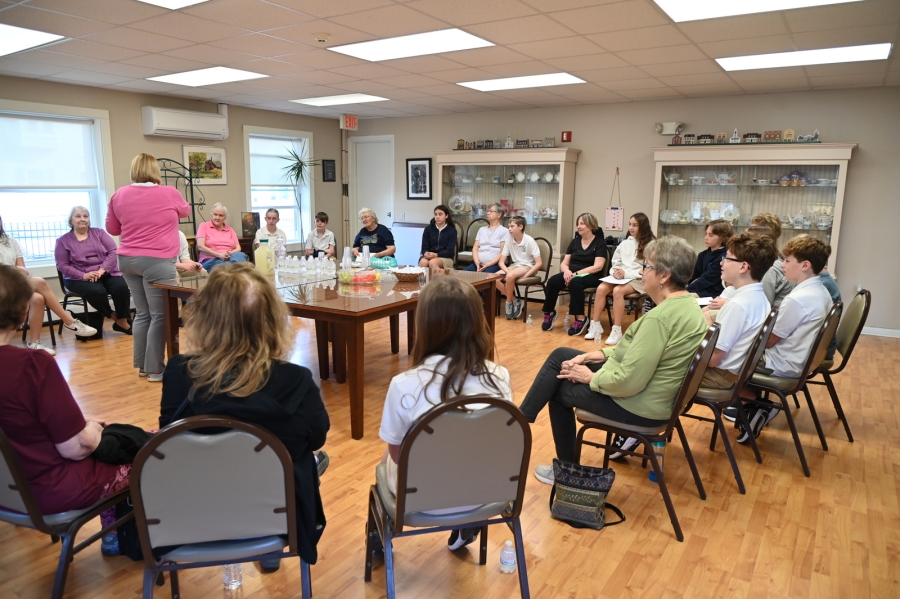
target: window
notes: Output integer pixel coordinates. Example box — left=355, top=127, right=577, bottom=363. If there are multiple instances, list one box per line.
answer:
left=247, top=134, right=312, bottom=244
left=0, top=109, right=110, bottom=268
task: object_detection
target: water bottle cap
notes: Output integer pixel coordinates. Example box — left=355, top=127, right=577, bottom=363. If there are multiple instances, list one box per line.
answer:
left=505, top=540, right=513, bottom=547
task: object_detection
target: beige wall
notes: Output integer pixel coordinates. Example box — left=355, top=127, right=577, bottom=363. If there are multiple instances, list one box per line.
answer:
left=354, top=87, right=900, bottom=331
left=0, top=75, right=347, bottom=250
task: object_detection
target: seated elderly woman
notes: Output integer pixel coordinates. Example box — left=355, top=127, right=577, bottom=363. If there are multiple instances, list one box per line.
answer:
left=0, top=265, right=127, bottom=555
left=55, top=206, right=132, bottom=334
left=517, top=236, right=709, bottom=484
left=196, top=203, right=248, bottom=272
left=159, top=263, right=330, bottom=570
left=352, top=208, right=396, bottom=266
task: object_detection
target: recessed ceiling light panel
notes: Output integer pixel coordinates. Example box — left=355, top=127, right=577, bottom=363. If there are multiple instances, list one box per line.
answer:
left=291, top=94, right=388, bottom=107
left=653, top=0, right=864, bottom=22
left=148, top=66, right=267, bottom=87
left=0, top=23, right=65, bottom=58
left=136, top=0, right=212, bottom=8
left=457, top=73, right=585, bottom=92
left=329, top=28, right=493, bottom=62
left=716, top=43, right=892, bottom=71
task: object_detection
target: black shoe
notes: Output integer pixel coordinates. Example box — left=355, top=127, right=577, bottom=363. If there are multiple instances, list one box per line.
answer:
left=259, top=558, right=281, bottom=573
left=112, top=322, right=132, bottom=335
left=736, top=400, right=778, bottom=443
left=315, top=450, right=329, bottom=477
left=723, top=406, right=739, bottom=422
left=608, top=435, right=639, bottom=460
left=447, top=527, right=479, bottom=551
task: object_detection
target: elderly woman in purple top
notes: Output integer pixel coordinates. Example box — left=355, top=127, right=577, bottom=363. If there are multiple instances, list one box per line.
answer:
left=55, top=206, right=132, bottom=334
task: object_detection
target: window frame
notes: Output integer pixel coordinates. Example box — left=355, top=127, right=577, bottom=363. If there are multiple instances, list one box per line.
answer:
left=243, top=125, right=315, bottom=251
left=0, top=99, right=115, bottom=277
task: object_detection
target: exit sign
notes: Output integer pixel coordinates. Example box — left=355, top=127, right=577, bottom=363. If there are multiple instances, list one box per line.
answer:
left=340, top=114, right=358, bottom=130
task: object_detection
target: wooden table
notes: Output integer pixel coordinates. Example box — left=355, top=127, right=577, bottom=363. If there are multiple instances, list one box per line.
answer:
left=154, top=268, right=502, bottom=439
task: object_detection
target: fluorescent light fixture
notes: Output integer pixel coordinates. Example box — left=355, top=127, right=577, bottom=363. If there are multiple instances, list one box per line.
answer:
left=0, top=23, right=64, bottom=58
left=458, top=73, right=585, bottom=92
left=148, top=66, right=267, bottom=87
left=135, top=0, right=211, bottom=8
left=717, top=43, right=892, bottom=71
left=653, top=0, right=864, bottom=22
left=328, top=28, right=493, bottom=62
left=291, top=94, right=388, bottom=107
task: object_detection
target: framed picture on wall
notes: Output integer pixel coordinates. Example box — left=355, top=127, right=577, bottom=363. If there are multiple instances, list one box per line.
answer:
left=183, top=145, right=227, bottom=185
left=406, top=158, right=431, bottom=200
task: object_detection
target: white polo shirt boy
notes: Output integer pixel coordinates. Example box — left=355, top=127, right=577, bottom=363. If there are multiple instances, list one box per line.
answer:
left=764, top=276, right=832, bottom=377
left=714, top=282, right=770, bottom=374
left=501, top=232, right=540, bottom=270
left=306, top=228, right=335, bottom=253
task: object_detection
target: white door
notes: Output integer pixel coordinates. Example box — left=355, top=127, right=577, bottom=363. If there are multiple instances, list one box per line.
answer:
left=349, top=136, right=394, bottom=233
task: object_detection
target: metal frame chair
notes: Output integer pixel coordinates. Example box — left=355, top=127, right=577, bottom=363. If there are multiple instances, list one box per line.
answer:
left=455, top=218, right=488, bottom=268
left=130, top=416, right=312, bottom=599
left=682, top=309, right=778, bottom=494
left=365, top=396, right=532, bottom=599
left=603, top=245, right=648, bottom=325
left=20, top=302, right=56, bottom=347
left=573, top=324, right=719, bottom=542
left=450, top=220, right=465, bottom=268
left=803, top=289, right=870, bottom=442
left=56, top=268, right=90, bottom=334
left=0, top=426, right=131, bottom=599
left=511, top=236, right=553, bottom=322
left=747, top=301, right=843, bottom=477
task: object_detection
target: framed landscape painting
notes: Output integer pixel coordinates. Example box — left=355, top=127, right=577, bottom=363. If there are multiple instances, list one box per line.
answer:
left=183, top=145, right=227, bottom=185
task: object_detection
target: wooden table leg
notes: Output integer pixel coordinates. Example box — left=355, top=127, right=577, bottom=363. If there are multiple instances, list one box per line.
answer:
left=406, top=308, right=416, bottom=355
left=163, top=290, right=179, bottom=358
left=314, top=320, right=330, bottom=380
left=483, top=286, right=497, bottom=360
left=347, top=319, right=366, bottom=439
left=333, top=323, right=347, bottom=384
left=389, top=314, right=399, bottom=355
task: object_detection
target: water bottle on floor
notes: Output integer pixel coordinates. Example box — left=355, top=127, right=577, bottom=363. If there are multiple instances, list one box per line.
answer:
left=648, top=440, right=666, bottom=482
left=526, top=315, right=533, bottom=327
left=563, top=313, right=571, bottom=330
left=223, top=564, right=242, bottom=589
left=499, top=540, right=517, bottom=574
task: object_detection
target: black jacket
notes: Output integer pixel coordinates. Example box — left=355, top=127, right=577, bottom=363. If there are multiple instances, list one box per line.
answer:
left=687, top=246, right=726, bottom=298
left=420, top=223, right=457, bottom=258
left=160, top=355, right=330, bottom=564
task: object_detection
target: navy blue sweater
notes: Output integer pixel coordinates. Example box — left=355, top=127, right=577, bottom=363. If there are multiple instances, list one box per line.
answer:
left=420, top=223, right=457, bottom=258
left=687, top=246, right=726, bottom=298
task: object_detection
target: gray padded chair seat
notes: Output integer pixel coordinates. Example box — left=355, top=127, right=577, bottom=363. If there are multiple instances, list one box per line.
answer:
left=0, top=504, right=98, bottom=529
left=574, top=408, right=667, bottom=436
left=160, top=536, right=287, bottom=563
left=693, top=386, right=735, bottom=403
left=515, top=275, right=541, bottom=286
left=749, top=373, right=800, bottom=392
left=819, top=359, right=834, bottom=370
left=374, top=463, right=507, bottom=528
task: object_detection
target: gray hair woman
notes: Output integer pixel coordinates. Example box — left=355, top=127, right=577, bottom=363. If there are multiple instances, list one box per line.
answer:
left=196, top=202, right=248, bottom=272
left=464, top=202, right=509, bottom=273
left=352, top=207, right=396, bottom=259
left=55, top=205, right=132, bottom=334
left=518, top=236, right=710, bottom=484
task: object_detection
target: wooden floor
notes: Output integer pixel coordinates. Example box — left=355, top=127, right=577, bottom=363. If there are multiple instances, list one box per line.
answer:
left=2, top=304, right=898, bottom=599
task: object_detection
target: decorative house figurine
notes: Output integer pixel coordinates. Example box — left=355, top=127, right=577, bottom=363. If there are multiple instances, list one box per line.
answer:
left=530, top=139, right=543, bottom=148
left=730, top=128, right=740, bottom=143
left=465, top=141, right=475, bottom=150
left=476, top=139, right=484, bottom=150
left=544, top=136, right=555, bottom=148
left=683, top=133, right=697, bottom=145
left=671, top=134, right=682, bottom=145
left=698, top=134, right=715, bottom=144
left=764, top=130, right=782, bottom=143
left=797, top=128, right=820, bottom=143
left=494, top=137, right=501, bottom=149
left=504, top=133, right=514, bottom=149
left=716, top=132, right=728, bottom=144
left=743, top=132, right=761, bottom=143
left=783, top=129, right=796, bottom=142
left=457, top=139, right=465, bottom=150
left=516, top=139, right=529, bottom=149
left=484, top=139, right=493, bottom=149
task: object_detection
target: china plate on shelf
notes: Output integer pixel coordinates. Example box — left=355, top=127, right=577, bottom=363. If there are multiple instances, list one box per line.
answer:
left=722, top=207, right=740, bottom=222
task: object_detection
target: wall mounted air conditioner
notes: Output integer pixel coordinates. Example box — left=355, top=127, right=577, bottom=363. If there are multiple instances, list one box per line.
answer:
left=141, top=104, right=229, bottom=140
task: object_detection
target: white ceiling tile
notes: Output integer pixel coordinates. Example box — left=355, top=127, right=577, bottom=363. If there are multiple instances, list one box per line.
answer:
left=203, top=81, right=274, bottom=94
left=673, top=83, right=744, bottom=97
left=489, top=87, right=574, bottom=100
left=549, top=1, right=669, bottom=35
left=182, top=0, right=316, bottom=31
left=46, top=39, right=148, bottom=61
left=327, top=79, right=399, bottom=92
left=425, top=67, right=498, bottom=83
left=119, top=54, right=213, bottom=72
left=109, top=79, right=183, bottom=93
left=126, top=13, right=247, bottom=44
left=639, top=59, right=722, bottom=77
left=804, top=60, right=888, bottom=77
left=727, top=67, right=808, bottom=82
left=737, top=79, right=812, bottom=93
left=380, top=55, right=468, bottom=73
left=329, top=63, right=409, bottom=79
left=784, top=0, right=900, bottom=33
left=282, top=70, right=360, bottom=85
left=586, top=25, right=689, bottom=52
left=276, top=49, right=368, bottom=69
left=12, top=49, right=106, bottom=69
left=371, top=73, right=446, bottom=87
left=208, top=33, right=313, bottom=57
left=676, top=14, right=787, bottom=43
left=49, top=69, right=133, bottom=85
left=887, top=58, right=900, bottom=73
left=214, top=93, right=279, bottom=104
left=698, top=35, right=796, bottom=59
left=327, top=5, right=449, bottom=38
left=447, top=47, right=533, bottom=68
left=528, top=94, right=579, bottom=106
left=507, top=37, right=604, bottom=60
left=0, top=5, right=113, bottom=37
left=885, top=72, right=900, bottom=84
left=406, top=0, right=537, bottom=26
left=267, top=20, right=376, bottom=47
left=161, top=45, right=258, bottom=66
left=520, top=0, right=621, bottom=10
left=165, top=88, right=236, bottom=99
left=658, top=72, right=732, bottom=86
left=466, top=15, right=577, bottom=45
left=791, top=24, right=898, bottom=50
left=480, top=61, right=562, bottom=77
left=555, top=90, right=628, bottom=103
left=809, top=72, right=887, bottom=87
left=379, top=87, right=431, bottom=100
left=617, top=44, right=708, bottom=65
left=413, top=82, right=476, bottom=95
left=0, top=57, right=69, bottom=77
left=234, top=76, right=306, bottom=91
left=574, top=65, right=653, bottom=82
left=28, top=0, right=168, bottom=25
left=83, top=62, right=168, bottom=79
left=267, top=0, right=394, bottom=19
left=84, top=27, right=196, bottom=53
left=543, top=53, right=630, bottom=71
left=227, top=59, right=314, bottom=76
left=436, top=96, right=532, bottom=110
left=616, top=87, right=683, bottom=100
left=597, top=77, right=667, bottom=91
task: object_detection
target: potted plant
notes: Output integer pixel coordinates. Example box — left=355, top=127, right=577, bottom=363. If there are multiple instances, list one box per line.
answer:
left=280, top=142, right=319, bottom=243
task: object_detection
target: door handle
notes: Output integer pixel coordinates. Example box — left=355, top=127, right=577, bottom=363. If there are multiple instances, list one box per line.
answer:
left=387, top=212, right=391, bottom=217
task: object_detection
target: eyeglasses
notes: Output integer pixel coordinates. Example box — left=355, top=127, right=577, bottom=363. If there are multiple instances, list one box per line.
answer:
left=641, top=262, right=657, bottom=271
left=721, top=256, right=744, bottom=264
left=487, top=209, right=499, bottom=214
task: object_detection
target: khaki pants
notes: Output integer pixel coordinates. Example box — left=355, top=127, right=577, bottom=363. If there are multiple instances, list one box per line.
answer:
left=701, top=366, right=739, bottom=390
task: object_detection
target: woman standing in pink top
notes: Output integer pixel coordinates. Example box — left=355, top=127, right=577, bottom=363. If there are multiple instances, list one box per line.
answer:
left=106, top=154, right=191, bottom=381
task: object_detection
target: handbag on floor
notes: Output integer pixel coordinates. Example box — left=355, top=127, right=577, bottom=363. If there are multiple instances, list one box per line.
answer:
left=548, top=458, right=625, bottom=530
left=69, top=310, right=104, bottom=341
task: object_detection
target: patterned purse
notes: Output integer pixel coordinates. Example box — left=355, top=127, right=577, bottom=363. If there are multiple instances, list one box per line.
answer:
left=549, top=458, right=625, bottom=530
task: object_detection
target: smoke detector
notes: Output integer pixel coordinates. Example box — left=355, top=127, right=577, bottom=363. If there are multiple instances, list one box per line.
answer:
left=311, top=32, right=331, bottom=43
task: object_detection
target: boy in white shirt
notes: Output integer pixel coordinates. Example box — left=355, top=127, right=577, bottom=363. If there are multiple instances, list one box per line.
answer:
left=497, top=216, right=543, bottom=320
left=306, top=211, right=336, bottom=258
left=738, top=235, right=833, bottom=442
left=253, top=209, right=288, bottom=249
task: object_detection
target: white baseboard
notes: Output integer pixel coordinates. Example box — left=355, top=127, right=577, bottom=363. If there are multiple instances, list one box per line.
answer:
left=861, top=326, right=900, bottom=339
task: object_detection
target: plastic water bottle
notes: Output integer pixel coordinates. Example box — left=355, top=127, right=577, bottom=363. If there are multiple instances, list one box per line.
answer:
left=563, top=313, right=571, bottom=330
left=594, top=330, right=602, bottom=345
left=222, top=564, right=242, bottom=589
left=341, top=247, right=352, bottom=270
left=499, top=540, right=517, bottom=574
left=526, top=315, right=533, bottom=327
left=648, top=440, right=667, bottom=482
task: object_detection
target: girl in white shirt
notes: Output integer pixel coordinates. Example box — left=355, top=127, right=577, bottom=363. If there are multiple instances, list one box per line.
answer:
left=378, top=275, right=512, bottom=551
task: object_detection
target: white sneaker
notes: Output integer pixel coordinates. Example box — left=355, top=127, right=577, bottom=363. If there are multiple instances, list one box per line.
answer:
left=534, top=464, right=554, bottom=485
left=64, top=319, right=97, bottom=337
left=26, top=341, right=56, bottom=356
left=584, top=320, right=603, bottom=340
left=605, top=326, right=623, bottom=346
